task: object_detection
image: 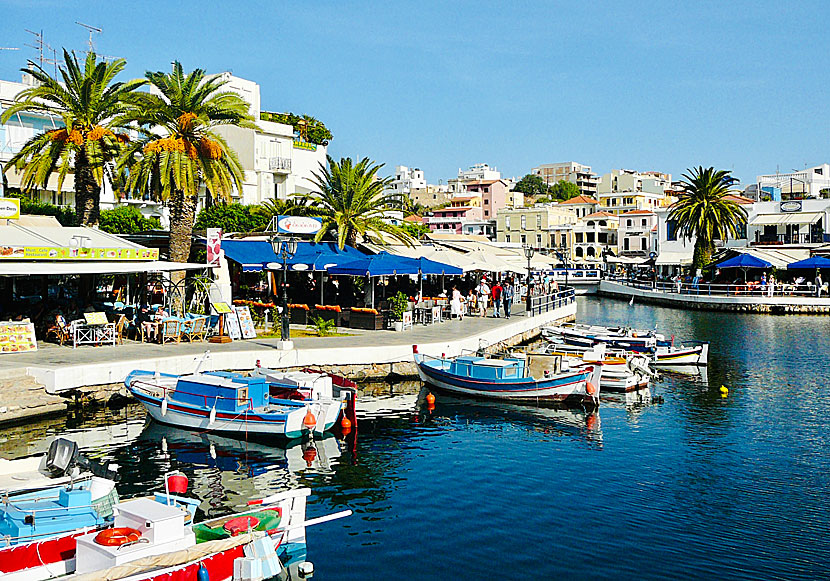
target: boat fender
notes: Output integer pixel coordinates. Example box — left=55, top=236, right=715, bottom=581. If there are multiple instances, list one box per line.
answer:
left=209, top=405, right=217, bottom=425
left=95, top=527, right=142, bottom=546
left=197, top=563, right=210, bottom=581
left=585, top=382, right=597, bottom=395
left=161, top=397, right=168, bottom=417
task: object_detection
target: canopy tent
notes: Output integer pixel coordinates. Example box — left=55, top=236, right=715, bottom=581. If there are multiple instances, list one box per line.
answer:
left=461, top=250, right=525, bottom=274
left=221, top=240, right=365, bottom=272
left=787, top=255, right=830, bottom=270
left=0, top=261, right=208, bottom=276
left=717, top=254, right=772, bottom=269
left=655, top=251, right=693, bottom=266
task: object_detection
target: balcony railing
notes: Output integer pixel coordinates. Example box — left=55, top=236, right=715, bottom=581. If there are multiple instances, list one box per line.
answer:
left=752, top=232, right=824, bottom=245
left=268, top=157, right=292, bottom=172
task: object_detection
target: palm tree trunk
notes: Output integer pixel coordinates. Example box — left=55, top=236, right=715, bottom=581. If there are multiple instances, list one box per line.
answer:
left=74, top=149, right=101, bottom=226
left=692, top=238, right=714, bottom=271
left=168, top=190, right=197, bottom=303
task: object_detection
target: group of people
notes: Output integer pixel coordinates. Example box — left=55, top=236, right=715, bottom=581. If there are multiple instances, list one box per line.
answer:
left=449, top=278, right=516, bottom=321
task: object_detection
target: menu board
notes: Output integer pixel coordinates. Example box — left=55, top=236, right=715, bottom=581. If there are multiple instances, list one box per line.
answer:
left=0, top=246, right=159, bottom=261
left=234, top=306, right=257, bottom=339
left=224, top=310, right=242, bottom=340
left=84, top=312, right=109, bottom=325
left=212, top=302, right=233, bottom=314
left=0, top=322, right=37, bottom=354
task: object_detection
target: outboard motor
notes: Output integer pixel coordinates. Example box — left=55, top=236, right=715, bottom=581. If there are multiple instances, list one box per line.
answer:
left=45, top=438, right=79, bottom=477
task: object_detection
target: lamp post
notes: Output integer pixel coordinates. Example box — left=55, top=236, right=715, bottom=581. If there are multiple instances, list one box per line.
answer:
left=524, top=244, right=534, bottom=314
left=558, top=244, right=569, bottom=288
left=270, top=236, right=298, bottom=342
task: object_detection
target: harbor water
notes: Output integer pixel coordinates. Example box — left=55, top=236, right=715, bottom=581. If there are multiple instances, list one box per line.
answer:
left=2, top=295, right=829, bottom=579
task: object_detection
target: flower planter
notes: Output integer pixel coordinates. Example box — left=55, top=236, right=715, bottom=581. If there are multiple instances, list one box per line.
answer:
left=313, top=308, right=342, bottom=327
left=289, top=308, right=309, bottom=326
left=348, top=309, right=385, bottom=330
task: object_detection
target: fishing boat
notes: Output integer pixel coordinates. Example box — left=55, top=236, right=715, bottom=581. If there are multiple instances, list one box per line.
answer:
left=413, top=345, right=602, bottom=408
left=2, top=471, right=350, bottom=581
left=125, top=370, right=345, bottom=439
left=653, top=341, right=709, bottom=366
left=542, top=323, right=662, bottom=352
left=540, top=343, right=653, bottom=392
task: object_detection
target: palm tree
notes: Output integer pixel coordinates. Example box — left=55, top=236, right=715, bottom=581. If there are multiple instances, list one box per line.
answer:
left=258, top=196, right=312, bottom=226
left=0, top=50, right=145, bottom=225
left=668, top=166, right=748, bottom=270
left=307, top=156, right=413, bottom=248
left=118, top=62, right=255, bottom=273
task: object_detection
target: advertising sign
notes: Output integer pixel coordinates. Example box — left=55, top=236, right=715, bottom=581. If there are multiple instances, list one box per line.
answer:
left=292, top=141, right=317, bottom=151
left=233, top=306, right=257, bottom=339
left=0, top=322, right=37, bottom=353
left=207, top=228, right=222, bottom=266
left=276, top=215, right=322, bottom=235
left=780, top=201, right=802, bottom=213
left=0, top=246, right=159, bottom=260
left=0, top=198, right=20, bottom=220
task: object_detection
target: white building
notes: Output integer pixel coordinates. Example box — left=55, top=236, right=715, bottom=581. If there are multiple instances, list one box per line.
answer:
left=532, top=161, right=599, bottom=197
left=448, top=163, right=501, bottom=193
left=212, top=73, right=328, bottom=206
left=386, top=165, right=426, bottom=196
left=597, top=169, right=672, bottom=195
left=756, top=165, right=830, bottom=199
left=618, top=210, right=657, bottom=257
left=572, top=211, right=618, bottom=263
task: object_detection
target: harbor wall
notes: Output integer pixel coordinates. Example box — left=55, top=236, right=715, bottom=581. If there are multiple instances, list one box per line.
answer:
left=599, top=280, right=830, bottom=314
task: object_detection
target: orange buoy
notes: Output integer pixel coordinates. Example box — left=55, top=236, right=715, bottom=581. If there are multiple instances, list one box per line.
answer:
left=341, top=417, right=352, bottom=430
left=303, top=409, right=317, bottom=430
left=585, top=381, right=597, bottom=395
left=426, top=393, right=436, bottom=405
left=302, top=446, right=317, bottom=466
left=95, top=527, right=142, bottom=546
left=586, top=413, right=598, bottom=430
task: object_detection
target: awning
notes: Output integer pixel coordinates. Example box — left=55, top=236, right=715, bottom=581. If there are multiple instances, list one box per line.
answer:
left=0, top=261, right=208, bottom=276
left=221, top=240, right=275, bottom=271
left=655, top=251, right=693, bottom=265
left=222, top=240, right=365, bottom=272
left=749, top=213, right=823, bottom=226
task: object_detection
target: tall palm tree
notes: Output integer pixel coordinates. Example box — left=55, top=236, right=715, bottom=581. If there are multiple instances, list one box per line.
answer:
left=258, top=196, right=312, bottom=226
left=668, top=166, right=748, bottom=270
left=307, top=156, right=413, bottom=248
left=0, top=50, right=145, bottom=225
left=118, top=62, right=255, bottom=273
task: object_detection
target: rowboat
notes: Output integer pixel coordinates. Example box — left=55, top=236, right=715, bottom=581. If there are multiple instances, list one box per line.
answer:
left=125, top=370, right=345, bottom=440
left=2, top=473, right=351, bottom=581
left=653, top=341, right=709, bottom=366
left=540, top=343, right=652, bottom=392
left=413, top=345, right=601, bottom=408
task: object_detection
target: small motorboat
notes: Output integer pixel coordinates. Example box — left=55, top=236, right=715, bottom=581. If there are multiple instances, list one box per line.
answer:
left=541, top=343, right=653, bottom=392
left=125, top=370, right=345, bottom=440
left=0, top=438, right=100, bottom=496
left=653, top=341, right=709, bottom=366
left=543, top=323, right=662, bottom=352
left=413, top=345, right=601, bottom=408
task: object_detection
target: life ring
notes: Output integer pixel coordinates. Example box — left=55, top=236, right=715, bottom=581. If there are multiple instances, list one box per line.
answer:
left=95, top=527, right=142, bottom=546
left=223, top=515, right=260, bottom=536
left=585, top=381, right=597, bottom=395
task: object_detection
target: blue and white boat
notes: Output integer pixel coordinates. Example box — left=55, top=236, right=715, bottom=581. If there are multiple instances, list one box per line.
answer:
left=413, top=346, right=602, bottom=408
left=125, top=370, right=345, bottom=439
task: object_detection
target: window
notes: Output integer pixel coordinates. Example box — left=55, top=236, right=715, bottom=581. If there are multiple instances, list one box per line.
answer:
left=520, top=235, right=526, bottom=244
left=506, top=217, right=511, bottom=231
left=521, top=215, right=527, bottom=229
left=627, top=219, right=633, bottom=227
left=624, top=238, right=630, bottom=251
left=598, top=232, right=608, bottom=243
left=587, top=247, right=596, bottom=257
left=586, top=232, right=595, bottom=243
left=641, top=238, right=647, bottom=250
left=587, top=221, right=595, bottom=227
left=484, top=198, right=489, bottom=204
left=642, top=218, right=647, bottom=227
left=599, top=220, right=606, bottom=227
left=536, top=234, right=542, bottom=246
left=575, top=247, right=584, bottom=257
left=484, top=187, right=489, bottom=192
left=575, top=232, right=583, bottom=243
left=536, top=215, right=542, bottom=229
left=666, top=219, right=677, bottom=241
left=484, top=211, right=489, bottom=217
left=506, top=234, right=511, bottom=242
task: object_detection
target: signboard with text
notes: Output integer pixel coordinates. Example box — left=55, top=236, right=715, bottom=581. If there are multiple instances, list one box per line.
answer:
left=0, top=198, right=20, bottom=220
left=276, top=215, right=322, bottom=235
left=0, top=322, right=37, bottom=354
left=0, top=245, right=159, bottom=260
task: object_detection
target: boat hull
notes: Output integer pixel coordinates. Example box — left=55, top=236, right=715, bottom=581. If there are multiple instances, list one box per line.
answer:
left=415, top=356, right=599, bottom=408
left=654, top=343, right=708, bottom=366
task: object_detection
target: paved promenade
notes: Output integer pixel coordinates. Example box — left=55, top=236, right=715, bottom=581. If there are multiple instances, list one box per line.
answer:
left=0, top=301, right=576, bottom=396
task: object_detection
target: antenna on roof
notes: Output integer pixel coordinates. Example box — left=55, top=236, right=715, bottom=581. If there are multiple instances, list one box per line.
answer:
left=75, top=21, right=102, bottom=53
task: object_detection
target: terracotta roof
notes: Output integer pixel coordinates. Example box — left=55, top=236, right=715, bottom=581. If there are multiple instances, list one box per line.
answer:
left=723, top=194, right=756, bottom=205
left=451, top=196, right=475, bottom=202
left=465, top=179, right=503, bottom=186
left=583, top=211, right=618, bottom=219
left=620, top=209, right=655, bottom=216
left=404, top=215, right=423, bottom=222
left=560, top=195, right=599, bottom=205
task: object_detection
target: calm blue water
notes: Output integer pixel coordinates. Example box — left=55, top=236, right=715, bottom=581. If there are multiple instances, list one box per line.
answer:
left=3, top=295, right=829, bottom=579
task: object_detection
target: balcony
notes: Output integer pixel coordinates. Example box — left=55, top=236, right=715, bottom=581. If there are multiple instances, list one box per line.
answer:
left=268, top=156, right=292, bottom=173
left=427, top=216, right=463, bottom=225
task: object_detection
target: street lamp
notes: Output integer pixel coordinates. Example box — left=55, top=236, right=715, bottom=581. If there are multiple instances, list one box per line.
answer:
left=524, top=244, right=534, bottom=314
left=270, top=236, right=298, bottom=342
left=558, top=244, right=569, bottom=288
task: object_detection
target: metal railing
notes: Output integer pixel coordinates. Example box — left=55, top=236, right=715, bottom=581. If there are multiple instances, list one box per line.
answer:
left=527, top=287, right=576, bottom=315
left=268, top=156, right=292, bottom=172
left=609, top=277, right=828, bottom=298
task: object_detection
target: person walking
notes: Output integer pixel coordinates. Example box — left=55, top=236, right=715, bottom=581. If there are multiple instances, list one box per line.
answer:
left=816, top=269, right=823, bottom=297
left=767, top=273, right=776, bottom=297
left=466, top=289, right=477, bottom=317
left=451, top=285, right=464, bottom=321
left=477, top=279, right=490, bottom=317
left=503, top=280, right=514, bottom=318
left=491, top=280, right=503, bottom=318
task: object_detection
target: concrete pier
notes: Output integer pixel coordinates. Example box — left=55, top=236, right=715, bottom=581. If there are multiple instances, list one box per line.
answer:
left=0, top=301, right=576, bottom=425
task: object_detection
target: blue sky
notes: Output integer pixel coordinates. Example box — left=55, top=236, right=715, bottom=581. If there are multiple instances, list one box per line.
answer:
left=1, top=0, right=828, bottom=187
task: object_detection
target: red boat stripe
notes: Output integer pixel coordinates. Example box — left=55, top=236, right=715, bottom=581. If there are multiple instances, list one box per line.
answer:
left=0, top=531, right=84, bottom=573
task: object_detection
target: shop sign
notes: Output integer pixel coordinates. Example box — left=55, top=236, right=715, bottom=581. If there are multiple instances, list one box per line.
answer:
left=207, top=228, right=223, bottom=266
left=780, top=201, right=802, bottom=213
left=0, top=246, right=160, bottom=260
left=277, top=215, right=322, bottom=234
left=0, top=198, right=20, bottom=220
left=0, top=321, right=37, bottom=353
left=292, top=141, right=317, bottom=151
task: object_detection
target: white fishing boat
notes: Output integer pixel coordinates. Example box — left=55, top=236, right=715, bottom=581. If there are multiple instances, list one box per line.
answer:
left=540, top=343, right=653, bottom=392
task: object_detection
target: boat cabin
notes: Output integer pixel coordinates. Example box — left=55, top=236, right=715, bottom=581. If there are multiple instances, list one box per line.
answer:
left=172, top=372, right=269, bottom=412
left=264, top=370, right=334, bottom=400
left=448, top=356, right=527, bottom=380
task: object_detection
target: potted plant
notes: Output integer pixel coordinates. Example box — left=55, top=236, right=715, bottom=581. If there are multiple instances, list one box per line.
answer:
left=388, top=291, right=409, bottom=332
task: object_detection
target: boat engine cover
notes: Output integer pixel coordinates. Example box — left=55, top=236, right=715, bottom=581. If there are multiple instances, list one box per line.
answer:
left=45, top=438, right=79, bottom=476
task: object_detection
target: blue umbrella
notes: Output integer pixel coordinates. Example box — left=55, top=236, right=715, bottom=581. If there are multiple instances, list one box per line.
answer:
left=417, top=257, right=463, bottom=276
left=716, top=254, right=772, bottom=269
left=327, top=252, right=422, bottom=277
left=786, top=255, right=830, bottom=270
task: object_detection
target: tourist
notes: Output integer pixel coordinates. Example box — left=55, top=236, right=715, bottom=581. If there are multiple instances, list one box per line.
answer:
left=767, top=273, right=776, bottom=297
left=503, top=280, right=514, bottom=319
left=491, top=280, right=503, bottom=318
left=477, top=279, right=490, bottom=317
left=466, top=289, right=477, bottom=316
left=816, top=269, right=823, bottom=297
left=450, top=286, right=464, bottom=321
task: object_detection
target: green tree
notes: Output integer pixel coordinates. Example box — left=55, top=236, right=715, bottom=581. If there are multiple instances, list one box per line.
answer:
left=550, top=180, right=581, bottom=200
left=259, top=111, right=333, bottom=145
left=5, top=190, right=76, bottom=225
left=0, top=50, right=145, bottom=226
left=98, top=205, right=161, bottom=234
left=257, top=197, right=312, bottom=226
left=513, top=174, right=550, bottom=197
left=118, top=62, right=255, bottom=277
left=307, top=156, right=413, bottom=248
left=400, top=220, right=430, bottom=239
left=194, top=202, right=269, bottom=233
left=668, top=166, right=748, bottom=270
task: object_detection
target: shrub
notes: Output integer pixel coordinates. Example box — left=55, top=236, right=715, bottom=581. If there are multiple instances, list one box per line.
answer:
left=98, top=205, right=161, bottom=234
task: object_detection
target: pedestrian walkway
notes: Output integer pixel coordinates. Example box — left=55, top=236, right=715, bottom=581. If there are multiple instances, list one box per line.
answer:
left=1, top=301, right=576, bottom=394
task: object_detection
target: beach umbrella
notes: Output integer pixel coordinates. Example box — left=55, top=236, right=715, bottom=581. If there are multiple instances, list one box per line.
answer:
left=786, top=255, right=830, bottom=270
left=716, top=253, right=772, bottom=283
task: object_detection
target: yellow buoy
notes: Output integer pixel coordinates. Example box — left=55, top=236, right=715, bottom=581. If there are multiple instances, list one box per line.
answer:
left=719, top=385, right=728, bottom=395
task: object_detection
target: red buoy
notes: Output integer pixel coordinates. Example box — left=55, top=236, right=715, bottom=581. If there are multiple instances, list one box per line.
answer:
left=167, top=471, right=189, bottom=494
left=426, top=393, right=436, bottom=405
left=303, top=410, right=317, bottom=430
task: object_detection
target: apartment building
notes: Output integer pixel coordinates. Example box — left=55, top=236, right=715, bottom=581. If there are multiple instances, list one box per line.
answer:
left=597, top=169, right=672, bottom=195
left=572, top=212, right=618, bottom=262
left=531, top=161, right=599, bottom=197
left=447, top=163, right=501, bottom=193
left=756, top=165, right=830, bottom=199
left=496, top=205, right=577, bottom=249
left=409, top=185, right=452, bottom=208
left=558, top=194, right=599, bottom=218
left=464, top=179, right=512, bottom=220
left=387, top=165, right=426, bottom=196
left=618, top=210, right=657, bottom=256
